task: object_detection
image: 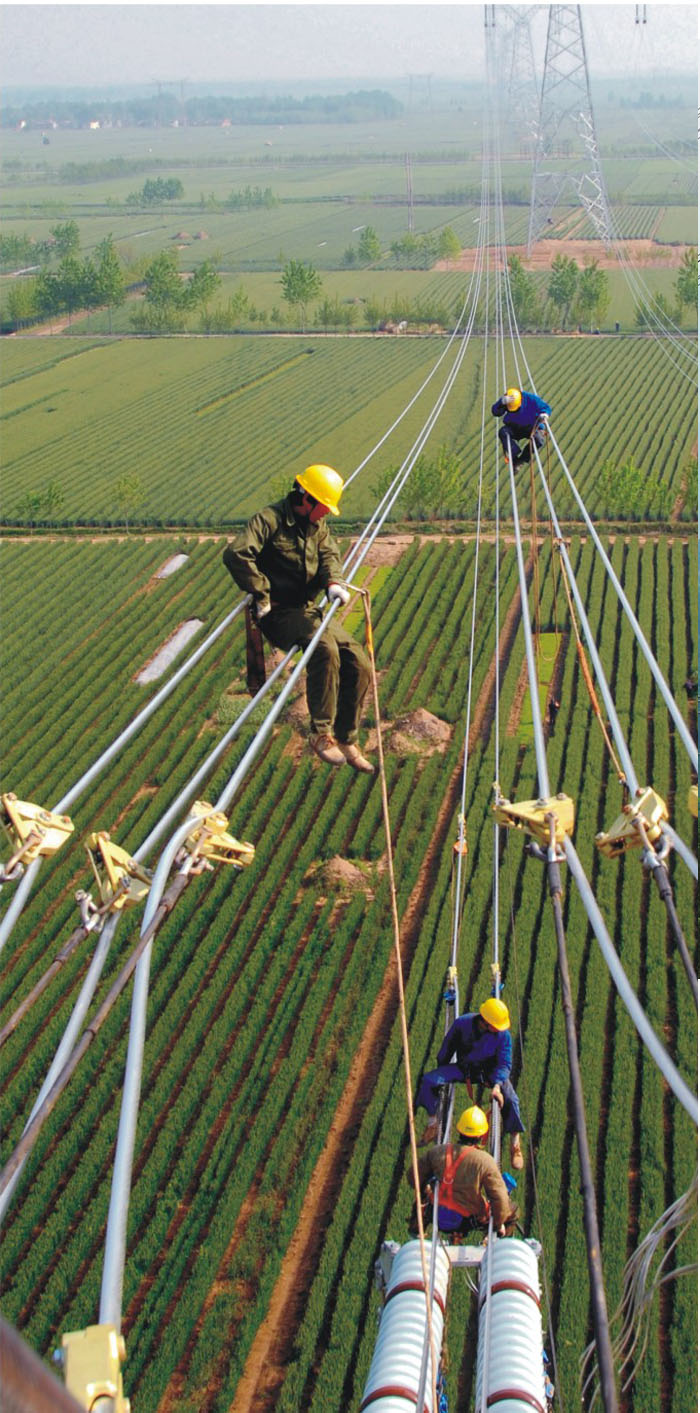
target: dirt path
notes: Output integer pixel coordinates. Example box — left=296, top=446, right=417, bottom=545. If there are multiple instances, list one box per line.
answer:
left=438, top=236, right=695, bottom=273
left=226, top=578, right=527, bottom=1413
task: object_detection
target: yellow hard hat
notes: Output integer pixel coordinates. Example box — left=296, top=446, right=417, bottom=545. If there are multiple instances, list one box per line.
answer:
left=504, top=388, right=522, bottom=411
left=479, top=997, right=510, bottom=1031
left=457, top=1105, right=489, bottom=1138
left=297, top=463, right=344, bottom=515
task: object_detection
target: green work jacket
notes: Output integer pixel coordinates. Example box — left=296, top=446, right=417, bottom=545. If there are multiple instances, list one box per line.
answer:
left=223, top=495, right=343, bottom=609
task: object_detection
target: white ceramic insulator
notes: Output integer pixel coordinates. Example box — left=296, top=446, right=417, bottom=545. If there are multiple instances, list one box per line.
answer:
left=474, top=1238, right=547, bottom=1412
left=359, top=1240, right=450, bottom=1413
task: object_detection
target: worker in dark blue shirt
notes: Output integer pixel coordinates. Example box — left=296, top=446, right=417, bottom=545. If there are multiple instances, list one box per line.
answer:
left=416, top=997, right=525, bottom=1168
left=492, top=387, right=552, bottom=465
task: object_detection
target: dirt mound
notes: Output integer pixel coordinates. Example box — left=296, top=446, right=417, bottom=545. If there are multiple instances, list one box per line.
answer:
left=389, top=708, right=451, bottom=754
left=304, top=855, right=378, bottom=897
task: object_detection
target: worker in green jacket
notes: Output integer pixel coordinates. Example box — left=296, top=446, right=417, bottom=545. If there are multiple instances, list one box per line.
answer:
left=223, top=464, right=374, bottom=772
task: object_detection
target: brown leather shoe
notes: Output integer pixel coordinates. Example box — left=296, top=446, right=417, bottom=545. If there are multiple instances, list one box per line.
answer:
left=510, top=1135, right=524, bottom=1170
left=339, top=742, right=375, bottom=774
left=310, top=733, right=345, bottom=766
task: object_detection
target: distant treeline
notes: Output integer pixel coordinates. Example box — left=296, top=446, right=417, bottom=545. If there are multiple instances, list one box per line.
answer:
left=1, top=89, right=403, bottom=130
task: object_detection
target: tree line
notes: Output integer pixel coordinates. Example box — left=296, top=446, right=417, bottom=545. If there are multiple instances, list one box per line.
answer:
left=1, top=89, right=403, bottom=130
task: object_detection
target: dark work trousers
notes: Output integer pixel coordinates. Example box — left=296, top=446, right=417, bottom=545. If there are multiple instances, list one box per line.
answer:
left=417, top=1063, right=525, bottom=1136
left=499, top=424, right=546, bottom=465
left=260, top=603, right=370, bottom=742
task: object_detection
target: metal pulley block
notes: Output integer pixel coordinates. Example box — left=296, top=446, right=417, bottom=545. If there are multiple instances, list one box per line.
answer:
left=60, top=1323, right=130, bottom=1412
left=595, top=785, right=669, bottom=858
left=85, top=831, right=153, bottom=910
left=183, top=801, right=256, bottom=869
left=1, top=793, right=74, bottom=874
left=493, top=791, right=575, bottom=847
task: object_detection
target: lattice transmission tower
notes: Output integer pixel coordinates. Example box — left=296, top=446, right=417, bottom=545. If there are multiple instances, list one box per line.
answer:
left=501, top=5, right=541, bottom=151
left=527, top=4, right=612, bottom=251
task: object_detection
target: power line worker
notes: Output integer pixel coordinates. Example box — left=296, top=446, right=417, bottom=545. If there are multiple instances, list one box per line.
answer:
left=223, top=464, right=374, bottom=772
left=416, top=997, right=525, bottom=1169
left=492, top=387, right=552, bottom=466
left=411, top=1106, right=518, bottom=1237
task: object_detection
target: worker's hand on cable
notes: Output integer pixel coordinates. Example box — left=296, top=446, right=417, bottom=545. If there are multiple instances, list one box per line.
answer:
left=255, top=598, right=271, bottom=620
left=328, top=582, right=351, bottom=606
left=491, top=1084, right=504, bottom=1109
left=497, top=1224, right=507, bottom=1238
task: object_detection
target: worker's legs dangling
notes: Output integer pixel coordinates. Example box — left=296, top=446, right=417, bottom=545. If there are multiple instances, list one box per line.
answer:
left=260, top=605, right=340, bottom=735
left=333, top=629, right=371, bottom=745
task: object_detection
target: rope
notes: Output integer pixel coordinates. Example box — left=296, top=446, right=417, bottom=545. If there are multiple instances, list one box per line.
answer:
left=357, top=586, right=439, bottom=1411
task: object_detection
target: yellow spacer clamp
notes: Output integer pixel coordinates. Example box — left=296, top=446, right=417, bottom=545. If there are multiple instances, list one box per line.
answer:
left=688, top=785, right=698, bottom=821
left=183, top=801, right=255, bottom=869
left=62, top=1323, right=130, bottom=1411
left=85, top=832, right=153, bottom=911
left=595, top=786, right=669, bottom=858
left=493, top=792, right=575, bottom=847
left=1, top=793, right=74, bottom=862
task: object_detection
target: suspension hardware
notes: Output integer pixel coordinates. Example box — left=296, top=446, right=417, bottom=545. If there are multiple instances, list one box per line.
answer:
left=60, top=1323, right=130, bottom=1412
left=1, top=793, right=74, bottom=878
left=493, top=788, right=574, bottom=847
left=595, top=785, right=668, bottom=858
left=443, top=964, right=458, bottom=1004
left=182, top=801, right=255, bottom=868
left=85, top=832, right=153, bottom=910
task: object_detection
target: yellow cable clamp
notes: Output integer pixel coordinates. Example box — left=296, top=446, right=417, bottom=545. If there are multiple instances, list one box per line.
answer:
left=85, top=832, right=153, bottom=910
left=183, top=801, right=255, bottom=868
left=493, top=792, right=575, bottom=847
left=1, top=793, right=74, bottom=864
left=61, top=1323, right=130, bottom=1412
left=595, top=786, right=669, bottom=857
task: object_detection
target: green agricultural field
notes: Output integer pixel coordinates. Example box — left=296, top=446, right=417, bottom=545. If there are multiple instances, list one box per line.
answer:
left=1, top=334, right=696, bottom=530
left=0, top=530, right=696, bottom=1411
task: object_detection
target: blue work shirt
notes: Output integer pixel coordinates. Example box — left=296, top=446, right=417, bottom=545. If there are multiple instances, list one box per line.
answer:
left=436, top=1012, right=512, bottom=1086
left=492, top=391, right=551, bottom=440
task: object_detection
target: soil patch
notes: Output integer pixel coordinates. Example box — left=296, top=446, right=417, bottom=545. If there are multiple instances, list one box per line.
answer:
left=438, top=237, right=694, bottom=273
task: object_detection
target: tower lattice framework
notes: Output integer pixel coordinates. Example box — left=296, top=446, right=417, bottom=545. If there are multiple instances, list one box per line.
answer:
left=527, top=3, right=612, bottom=251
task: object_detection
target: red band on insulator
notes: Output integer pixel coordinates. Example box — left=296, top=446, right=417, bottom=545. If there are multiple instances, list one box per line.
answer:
left=487, top=1389, right=545, bottom=1412
left=489, top=1278, right=540, bottom=1307
left=480, top=1277, right=543, bottom=1305
left=359, top=1385, right=427, bottom=1411
left=384, top=1280, right=446, bottom=1317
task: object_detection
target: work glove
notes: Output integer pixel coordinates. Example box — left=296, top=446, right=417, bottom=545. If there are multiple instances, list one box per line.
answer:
left=255, top=598, right=271, bottom=620
left=328, top=582, right=351, bottom=606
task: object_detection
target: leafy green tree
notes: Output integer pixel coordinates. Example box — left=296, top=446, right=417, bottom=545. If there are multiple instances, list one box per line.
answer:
left=35, top=268, right=62, bottom=327
left=95, top=235, right=126, bottom=331
left=547, top=253, right=578, bottom=328
left=280, top=259, right=322, bottom=331
left=114, top=473, right=145, bottom=530
left=508, top=254, right=540, bottom=327
left=341, top=245, right=357, bottom=267
left=56, top=254, right=85, bottom=323
left=185, top=259, right=220, bottom=315
left=358, top=226, right=382, bottom=263
left=371, top=444, right=464, bottom=519
left=143, top=250, right=184, bottom=309
left=6, top=278, right=39, bottom=330
left=15, top=489, right=45, bottom=524
left=50, top=220, right=80, bottom=257
left=577, top=259, right=609, bottom=329
left=674, top=247, right=697, bottom=316
left=437, top=227, right=462, bottom=264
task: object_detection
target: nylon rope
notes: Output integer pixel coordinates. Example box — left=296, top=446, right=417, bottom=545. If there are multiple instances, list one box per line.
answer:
left=358, top=587, right=439, bottom=1410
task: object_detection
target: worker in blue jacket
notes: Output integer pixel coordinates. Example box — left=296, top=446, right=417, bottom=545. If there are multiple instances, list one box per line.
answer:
left=416, top=997, right=525, bottom=1169
left=492, top=387, right=552, bottom=465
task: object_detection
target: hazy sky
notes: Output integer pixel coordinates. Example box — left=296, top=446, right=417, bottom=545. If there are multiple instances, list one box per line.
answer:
left=1, top=3, right=696, bottom=88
